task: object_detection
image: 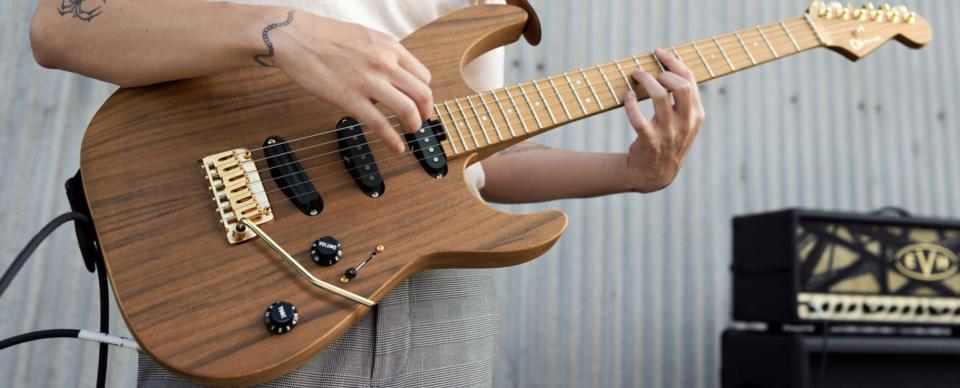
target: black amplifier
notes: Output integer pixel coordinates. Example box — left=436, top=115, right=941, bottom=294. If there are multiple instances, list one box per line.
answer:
left=732, top=209, right=960, bottom=325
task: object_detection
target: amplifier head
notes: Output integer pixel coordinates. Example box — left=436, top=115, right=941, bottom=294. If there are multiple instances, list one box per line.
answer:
left=733, top=209, right=960, bottom=325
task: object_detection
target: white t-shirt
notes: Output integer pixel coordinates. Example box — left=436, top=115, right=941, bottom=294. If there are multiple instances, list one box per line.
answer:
left=228, top=0, right=503, bottom=195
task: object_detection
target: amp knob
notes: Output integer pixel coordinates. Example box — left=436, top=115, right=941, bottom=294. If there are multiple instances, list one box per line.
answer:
left=264, top=301, right=299, bottom=334
left=311, top=236, right=342, bottom=266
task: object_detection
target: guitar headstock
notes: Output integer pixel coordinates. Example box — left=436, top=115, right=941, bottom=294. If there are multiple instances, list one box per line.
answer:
left=807, top=2, right=932, bottom=61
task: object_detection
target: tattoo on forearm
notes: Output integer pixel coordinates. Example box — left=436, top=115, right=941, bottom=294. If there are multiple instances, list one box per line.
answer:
left=254, top=10, right=296, bottom=67
left=496, top=142, right=551, bottom=156
left=57, top=0, right=104, bottom=22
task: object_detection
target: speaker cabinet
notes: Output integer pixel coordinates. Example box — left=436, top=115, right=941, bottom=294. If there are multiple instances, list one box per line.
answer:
left=722, top=330, right=960, bottom=388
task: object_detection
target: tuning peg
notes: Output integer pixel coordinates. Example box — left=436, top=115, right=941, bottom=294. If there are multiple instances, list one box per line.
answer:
left=906, top=11, right=917, bottom=24
left=864, top=2, right=875, bottom=10
left=811, top=0, right=826, bottom=9
left=894, top=5, right=909, bottom=14
left=853, top=8, right=866, bottom=20
left=829, top=2, right=844, bottom=11
left=839, top=8, right=852, bottom=20
left=881, top=3, right=891, bottom=12
left=871, top=9, right=883, bottom=22
left=888, top=10, right=900, bottom=23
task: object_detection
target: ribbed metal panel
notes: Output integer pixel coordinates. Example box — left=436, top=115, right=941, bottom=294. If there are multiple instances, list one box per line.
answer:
left=0, top=1, right=956, bottom=387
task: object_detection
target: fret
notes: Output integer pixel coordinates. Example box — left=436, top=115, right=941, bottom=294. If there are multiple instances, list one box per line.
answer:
left=579, top=68, right=604, bottom=109
left=779, top=21, right=801, bottom=52
left=516, top=84, right=544, bottom=129
left=463, top=96, right=492, bottom=145
left=562, top=72, right=589, bottom=115
left=804, top=14, right=827, bottom=45
left=671, top=47, right=683, bottom=63
left=488, top=90, right=517, bottom=137
left=613, top=61, right=635, bottom=94
left=531, top=80, right=558, bottom=124
left=546, top=75, right=573, bottom=120
left=650, top=53, right=666, bottom=73
left=756, top=26, right=778, bottom=58
left=596, top=64, right=621, bottom=105
left=503, top=86, right=531, bottom=133
left=714, top=36, right=736, bottom=71
left=734, top=31, right=757, bottom=65
left=475, top=93, right=504, bottom=141
left=442, top=102, right=472, bottom=151
left=453, top=99, right=481, bottom=148
left=691, top=42, right=715, bottom=78
left=433, top=105, right=458, bottom=154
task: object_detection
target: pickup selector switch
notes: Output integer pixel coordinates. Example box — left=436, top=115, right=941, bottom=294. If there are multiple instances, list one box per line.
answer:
left=311, top=236, right=342, bottom=266
left=264, top=301, right=299, bottom=334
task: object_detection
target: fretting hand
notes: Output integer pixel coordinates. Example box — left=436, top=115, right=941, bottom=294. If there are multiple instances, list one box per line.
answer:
left=622, top=48, right=705, bottom=193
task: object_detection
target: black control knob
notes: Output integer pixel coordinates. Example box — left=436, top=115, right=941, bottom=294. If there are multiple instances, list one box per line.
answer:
left=311, top=236, right=342, bottom=266
left=264, top=301, right=299, bottom=334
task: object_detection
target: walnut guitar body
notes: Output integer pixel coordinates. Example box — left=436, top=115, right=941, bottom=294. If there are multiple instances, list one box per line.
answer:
left=79, top=5, right=566, bottom=385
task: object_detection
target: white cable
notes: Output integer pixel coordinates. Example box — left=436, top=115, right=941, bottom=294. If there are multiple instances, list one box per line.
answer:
left=77, top=330, right=141, bottom=352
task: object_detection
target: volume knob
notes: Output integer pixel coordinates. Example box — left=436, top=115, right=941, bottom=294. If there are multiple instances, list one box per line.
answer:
left=264, top=301, right=299, bottom=334
left=311, top=236, right=342, bottom=266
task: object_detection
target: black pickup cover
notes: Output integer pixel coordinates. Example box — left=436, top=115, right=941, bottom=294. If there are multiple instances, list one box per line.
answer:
left=337, top=117, right=385, bottom=198
left=405, top=119, right=448, bottom=179
left=263, top=137, right=323, bottom=216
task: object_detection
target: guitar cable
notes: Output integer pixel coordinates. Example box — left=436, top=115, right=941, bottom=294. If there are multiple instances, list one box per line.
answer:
left=0, top=211, right=140, bottom=388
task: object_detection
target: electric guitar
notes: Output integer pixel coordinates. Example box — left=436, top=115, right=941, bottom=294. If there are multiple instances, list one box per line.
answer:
left=77, top=2, right=930, bottom=384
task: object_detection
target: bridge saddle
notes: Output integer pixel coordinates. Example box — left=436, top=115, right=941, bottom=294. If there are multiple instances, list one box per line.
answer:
left=201, top=148, right=274, bottom=244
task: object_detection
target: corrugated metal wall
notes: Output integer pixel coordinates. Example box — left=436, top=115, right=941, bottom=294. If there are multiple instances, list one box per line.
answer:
left=0, top=0, right=956, bottom=387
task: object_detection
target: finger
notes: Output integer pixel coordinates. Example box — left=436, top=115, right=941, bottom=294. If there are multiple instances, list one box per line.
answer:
left=390, top=66, right=434, bottom=122
left=396, top=46, right=432, bottom=85
left=350, top=99, right=406, bottom=154
left=623, top=91, right=654, bottom=140
left=655, top=71, right=694, bottom=127
left=655, top=48, right=695, bottom=83
left=632, top=69, right=672, bottom=125
left=372, top=83, right=422, bottom=135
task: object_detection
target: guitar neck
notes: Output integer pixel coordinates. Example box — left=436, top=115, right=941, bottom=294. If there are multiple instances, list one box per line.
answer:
left=435, top=15, right=826, bottom=157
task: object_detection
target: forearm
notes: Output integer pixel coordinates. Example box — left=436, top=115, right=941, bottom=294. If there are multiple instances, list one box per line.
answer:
left=29, top=0, right=284, bottom=86
left=480, top=143, right=633, bottom=204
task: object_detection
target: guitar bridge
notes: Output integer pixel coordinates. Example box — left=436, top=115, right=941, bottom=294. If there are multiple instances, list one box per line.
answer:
left=201, top=148, right=274, bottom=244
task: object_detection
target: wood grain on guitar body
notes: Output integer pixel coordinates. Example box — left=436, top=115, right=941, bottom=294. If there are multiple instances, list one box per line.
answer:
left=76, top=1, right=930, bottom=385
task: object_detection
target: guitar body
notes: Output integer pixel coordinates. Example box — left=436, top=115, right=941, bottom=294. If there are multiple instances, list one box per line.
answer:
left=80, top=4, right=566, bottom=385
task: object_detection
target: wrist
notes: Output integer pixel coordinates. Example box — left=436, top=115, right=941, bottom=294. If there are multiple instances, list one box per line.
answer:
left=215, top=2, right=295, bottom=68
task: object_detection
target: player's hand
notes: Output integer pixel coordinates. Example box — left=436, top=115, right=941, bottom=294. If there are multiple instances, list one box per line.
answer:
left=621, top=48, right=705, bottom=193
left=270, top=11, right=432, bottom=153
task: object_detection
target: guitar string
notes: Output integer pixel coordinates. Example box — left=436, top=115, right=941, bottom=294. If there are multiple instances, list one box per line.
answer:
left=244, top=17, right=817, bottom=166
left=242, top=17, right=822, bottom=180
left=237, top=21, right=870, bottom=200
left=225, top=20, right=904, bottom=200
left=246, top=16, right=894, bottom=178
left=242, top=18, right=851, bottom=188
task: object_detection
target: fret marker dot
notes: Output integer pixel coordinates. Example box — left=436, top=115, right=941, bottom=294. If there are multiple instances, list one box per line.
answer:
left=576, top=80, right=582, bottom=85
left=535, top=102, right=541, bottom=106
left=754, top=42, right=760, bottom=47
left=507, top=109, right=513, bottom=113
left=482, top=116, right=488, bottom=121
left=586, top=98, right=592, bottom=103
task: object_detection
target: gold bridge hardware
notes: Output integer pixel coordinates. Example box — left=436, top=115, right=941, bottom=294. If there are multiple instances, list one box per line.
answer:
left=239, top=219, right=376, bottom=307
left=201, top=148, right=274, bottom=244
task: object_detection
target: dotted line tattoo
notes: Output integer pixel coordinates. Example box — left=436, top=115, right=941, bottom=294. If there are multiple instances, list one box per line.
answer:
left=58, top=0, right=104, bottom=21
left=254, top=10, right=296, bottom=67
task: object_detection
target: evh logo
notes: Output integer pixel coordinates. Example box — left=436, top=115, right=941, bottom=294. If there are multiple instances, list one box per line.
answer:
left=894, top=243, right=959, bottom=282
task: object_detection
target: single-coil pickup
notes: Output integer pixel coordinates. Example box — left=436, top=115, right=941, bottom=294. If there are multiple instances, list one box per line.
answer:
left=263, top=137, right=323, bottom=216
left=405, top=119, right=448, bottom=179
left=337, top=117, right=385, bottom=198
left=201, top=148, right=274, bottom=244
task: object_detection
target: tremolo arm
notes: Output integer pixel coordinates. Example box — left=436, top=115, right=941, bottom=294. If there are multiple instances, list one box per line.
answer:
left=201, top=148, right=374, bottom=306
